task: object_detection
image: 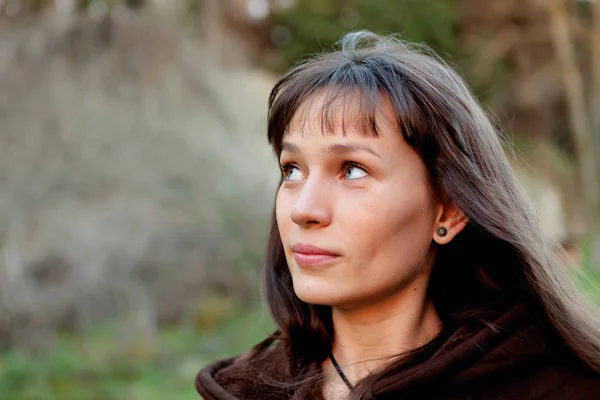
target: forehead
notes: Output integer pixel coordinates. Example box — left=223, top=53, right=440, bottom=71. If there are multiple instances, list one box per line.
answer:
left=285, top=89, right=398, bottom=140
left=279, top=89, right=431, bottom=182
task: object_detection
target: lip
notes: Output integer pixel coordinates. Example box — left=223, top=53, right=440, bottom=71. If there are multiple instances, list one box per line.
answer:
left=292, top=243, right=341, bottom=266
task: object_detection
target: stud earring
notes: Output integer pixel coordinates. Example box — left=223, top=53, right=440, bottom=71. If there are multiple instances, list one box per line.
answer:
left=436, top=226, right=448, bottom=237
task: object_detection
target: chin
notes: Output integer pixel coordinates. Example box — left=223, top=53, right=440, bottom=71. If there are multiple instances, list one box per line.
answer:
left=292, top=275, right=348, bottom=306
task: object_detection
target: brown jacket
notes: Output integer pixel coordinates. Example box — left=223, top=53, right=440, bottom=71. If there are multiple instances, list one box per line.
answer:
left=196, top=304, right=600, bottom=399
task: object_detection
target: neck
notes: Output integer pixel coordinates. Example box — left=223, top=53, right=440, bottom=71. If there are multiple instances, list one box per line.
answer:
left=329, top=274, right=441, bottom=385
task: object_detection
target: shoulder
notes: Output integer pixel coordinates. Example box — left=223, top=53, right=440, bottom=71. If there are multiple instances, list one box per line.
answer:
left=492, top=356, right=600, bottom=400
left=195, top=357, right=240, bottom=400
left=216, top=339, right=293, bottom=388
left=531, top=360, right=600, bottom=400
left=195, top=335, right=297, bottom=400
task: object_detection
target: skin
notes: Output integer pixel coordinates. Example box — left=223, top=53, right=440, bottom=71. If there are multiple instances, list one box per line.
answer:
left=275, top=91, right=467, bottom=399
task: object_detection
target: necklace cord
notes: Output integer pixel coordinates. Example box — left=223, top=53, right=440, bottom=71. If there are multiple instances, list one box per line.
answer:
left=330, top=354, right=354, bottom=390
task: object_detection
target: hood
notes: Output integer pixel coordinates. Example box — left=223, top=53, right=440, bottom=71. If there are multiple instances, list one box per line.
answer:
left=366, top=302, right=556, bottom=398
left=196, top=303, right=560, bottom=400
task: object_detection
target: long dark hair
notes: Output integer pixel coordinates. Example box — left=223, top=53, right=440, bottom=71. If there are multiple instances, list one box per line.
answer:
left=260, top=31, right=600, bottom=396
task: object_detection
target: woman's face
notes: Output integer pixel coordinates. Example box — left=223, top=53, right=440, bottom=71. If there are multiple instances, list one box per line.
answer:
left=276, top=91, right=444, bottom=308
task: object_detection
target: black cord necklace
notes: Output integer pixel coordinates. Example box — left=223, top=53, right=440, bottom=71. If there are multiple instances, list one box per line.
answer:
left=330, top=354, right=353, bottom=390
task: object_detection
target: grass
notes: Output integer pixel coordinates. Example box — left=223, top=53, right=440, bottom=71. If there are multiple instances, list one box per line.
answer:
left=573, top=267, right=600, bottom=306
left=574, top=239, right=600, bottom=305
left=0, top=306, right=274, bottom=400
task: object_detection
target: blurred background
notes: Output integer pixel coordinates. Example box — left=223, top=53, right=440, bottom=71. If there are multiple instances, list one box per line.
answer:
left=0, top=0, right=599, bottom=399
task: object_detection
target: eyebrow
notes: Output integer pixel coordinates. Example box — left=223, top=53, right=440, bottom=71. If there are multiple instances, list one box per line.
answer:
left=281, top=141, right=383, bottom=160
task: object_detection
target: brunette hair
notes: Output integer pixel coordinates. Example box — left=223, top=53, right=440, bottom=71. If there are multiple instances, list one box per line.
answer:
left=260, top=31, right=600, bottom=396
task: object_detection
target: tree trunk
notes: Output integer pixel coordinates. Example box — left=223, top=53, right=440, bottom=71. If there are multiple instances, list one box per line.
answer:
left=590, top=0, right=600, bottom=269
left=547, top=1, right=600, bottom=270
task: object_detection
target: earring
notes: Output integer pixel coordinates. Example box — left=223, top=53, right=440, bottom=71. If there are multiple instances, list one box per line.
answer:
left=436, top=226, right=448, bottom=237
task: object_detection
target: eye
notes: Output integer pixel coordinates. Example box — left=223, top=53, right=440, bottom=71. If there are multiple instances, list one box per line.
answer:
left=281, top=164, right=304, bottom=181
left=343, top=162, right=368, bottom=180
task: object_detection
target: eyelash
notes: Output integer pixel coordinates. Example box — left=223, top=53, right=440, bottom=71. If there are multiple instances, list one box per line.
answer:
left=278, top=163, right=294, bottom=177
left=279, top=161, right=368, bottom=179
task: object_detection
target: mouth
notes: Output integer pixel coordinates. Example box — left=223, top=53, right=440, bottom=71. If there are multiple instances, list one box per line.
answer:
left=292, top=243, right=341, bottom=267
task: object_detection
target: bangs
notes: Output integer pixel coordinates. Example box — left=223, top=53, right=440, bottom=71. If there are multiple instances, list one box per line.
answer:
left=287, top=83, right=384, bottom=140
left=267, top=54, right=423, bottom=156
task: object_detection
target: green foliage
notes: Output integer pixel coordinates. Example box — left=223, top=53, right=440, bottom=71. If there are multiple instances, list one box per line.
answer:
left=4, top=0, right=147, bottom=14
left=0, top=307, right=274, bottom=400
left=77, top=0, right=143, bottom=11
left=574, top=269, right=600, bottom=305
left=574, top=238, right=600, bottom=304
left=272, top=0, right=460, bottom=70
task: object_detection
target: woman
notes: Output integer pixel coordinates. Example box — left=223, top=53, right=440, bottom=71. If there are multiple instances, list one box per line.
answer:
left=196, top=31, right=600, bottom=399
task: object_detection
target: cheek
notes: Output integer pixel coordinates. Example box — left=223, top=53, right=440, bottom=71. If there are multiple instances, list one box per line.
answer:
left=275, top=188, right=291, bottom=234
left=352, top=181, right=433, bottom=258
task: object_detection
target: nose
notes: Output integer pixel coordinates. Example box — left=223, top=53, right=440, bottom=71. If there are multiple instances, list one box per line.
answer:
left=290, top=175, right=332, bottom=228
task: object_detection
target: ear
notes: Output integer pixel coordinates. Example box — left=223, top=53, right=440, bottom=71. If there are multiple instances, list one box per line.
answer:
left=433, top=203, right=468, bottom=245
